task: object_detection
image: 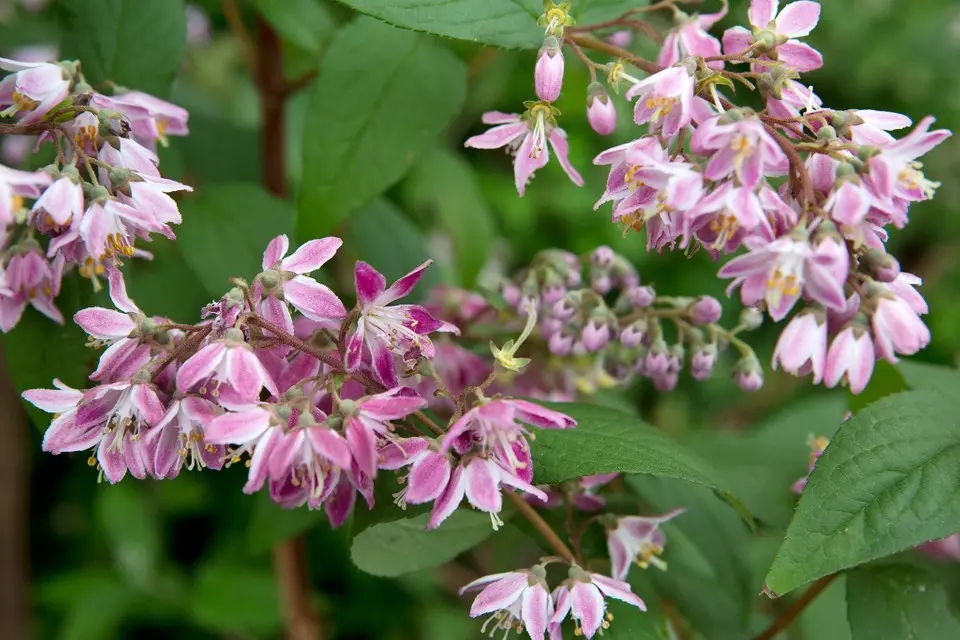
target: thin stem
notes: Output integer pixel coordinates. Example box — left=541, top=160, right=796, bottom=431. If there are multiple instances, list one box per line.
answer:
left=246, top=315, right=342, bottom=370
left=412, top=411, right=446, bottom=437
left=283, top=69, right=318, bottom=97
left=564, top=37, right=600, bottom=83
left=754, top=575, right=838, bottom=640
left=220, top=0, right=256, bottom=75
left=565, top=33, right=662, bottom=75
left=506, top=493, right=577, bottom=564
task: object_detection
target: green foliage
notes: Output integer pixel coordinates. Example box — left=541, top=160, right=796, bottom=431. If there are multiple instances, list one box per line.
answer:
left=764, top=391, right=960, bottom=596
left=55, top=0, right=187, bottom=96
left=350, top=510, right=500, bottom=577
left=846, top=566, right=960, bottom=639
left=246, top=493, right=327, bottom=554
left=297, top=17, right=467, bottom=240
left=177, top=184, right=295, bottom=299
left=254, top=0, right=336, bottom=55
left=188, top=561, right=281, bottom=634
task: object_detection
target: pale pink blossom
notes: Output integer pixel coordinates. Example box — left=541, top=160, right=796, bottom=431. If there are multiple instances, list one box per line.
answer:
left=685, top=182, right=768, bottom=252
left=550, top=567, right=646, bottom=638
left=0, top=57, right=70, bottom=123
left=586, top=85, right=616, bottom=136
left=340, top=387, right=426, bottom=478
left=824, top=324, right=874, bottom=394
left=203, top=405, right=282, bottom=494
left=772, top=310, right=827, bottom=383
left=693, top=113, right=788, bottom=189
left=379, top=437, right=452, bottom=508
left=0, top=249, right=64, bottom=331
left=30, top=176, right=83, bottom=233
left=460, top=566, right=553, bottom=640
left=1, top=163, right=50, bottom=225
left=146, top=396, right=224, bottom=479
left=267, top=420, right=353, bottom=509
left=175, top=331, right=280, bottom=408
left=625, top=66, right=695, bottom=138
left=92, top=90, right=189, bottom=147
left=871, top=292, right=930, bottom=363
left=658, top=5, right=727, bottom=69
left=535, top=37, right=564, bottom=103
left=465, top=107, right=583, bottom=196
left=722, top=0, right=823, bottom=72
left=606, top=509, right=685, bottom=580
left=866, top=117, right=951, bottom=210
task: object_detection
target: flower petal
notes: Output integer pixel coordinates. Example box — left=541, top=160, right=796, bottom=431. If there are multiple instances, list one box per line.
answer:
left=775, top=0, right=820, bottom=37
left=204, top=407, right=271, bottom=444
left=427, top=464, right=465, bottom=530
left=283, top=275, right=347, bottom=320
left=176, top=343, right=227, bottom=392
left=469, top=573, right=527, bottom=617
left=570, top=583, right=605, bottom=638
left=591, top=574, right=647, bottom=611
left=406, top=451, right=452, bottom=504
left=281, top=236, right=342, bottom=274
left=464, top=458, right=502, bottom=514
left=378, top=261, right=432, bottom=306
left=354, top=261, right=386, bottom=306
left=74, top=307, right=136, bottom=340
left=262, top=234, right=289, bottom=269
left=464, top=122, right=527, bottom=149
left=777, top=41, right=823, bottom=72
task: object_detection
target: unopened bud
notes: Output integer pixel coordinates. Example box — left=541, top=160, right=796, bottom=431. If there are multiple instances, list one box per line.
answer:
left=739, top=306, right=764, bottom=331
left=535, top=36, right=564, bottom=103
left=548, top=330, right=574, bottom=356
left=620, top=319, right=647, bottom=347
left=586, top=82, right=616, bottom=135
left=733, top=354, right=764, bottom=391
left=591, top=245, right=615, bottom=269
left=689, top=296, right=722, bottom=325
left=862, top=249, right=900, bottom=283
left=644, top=340, right=670, bottom=375
left=691, top=344, right=718, bottom=380
left=581, top=320, right=610, bottom=352
left=817, top=125, right=837, bottom=141
left=627, top=285, right=656, bottom=309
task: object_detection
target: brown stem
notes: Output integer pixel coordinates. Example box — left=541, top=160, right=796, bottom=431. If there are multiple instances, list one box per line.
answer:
left=505, top=493, right=576, bottom=564
left=273, top=537, right=323, bottom=640
left=283, top=70, right=318, bottom=98
left=753, top=575, right=838, bottom=640
left=565, top=33, right=662, bottom=75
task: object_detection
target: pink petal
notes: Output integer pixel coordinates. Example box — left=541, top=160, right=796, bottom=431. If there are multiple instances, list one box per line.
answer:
left=344, top=319, right=366, bottom=371
left=268, top=429, right=304, bottom=479
left=281, top=236, right=342, bottom=274
left=358, top=388, right=427, bottom=420
left=258, top=295, right=295, bottom=337
left=497, top=465, right=548, bottom=502
left=469, top=573, right=527, bottom=617
left=482, top=111, right=521, bottom=125
left=23, top=384, right=82, bottom=413
left=283, top=276, right=347, bottom=320
left=131, top=383, right=165, bottom=425
left=591, top=574, right=647, bottom=610
left=856, top=110, right=911, bottom=131
left=106, top=265, right=139, bottom=314
left=346, top=417, right=378, bottom=478
left=369, top=336, right=399, bottom=388
left=464, top=122, right=527, bottom=149
left=406, top=451, right=452, bottom=504
left=151, top=423, right=181, bottom=480
left=749, top=0, right=778, bottom=27
left=378, top=261, right=432, bottom=306
left=607, top=532, right=633, bottom=581
left=262, top=234, right=289, bottom=269
left=204, top=407, right=271, bottom=444
left=324, top=471, right=357, bottom=528
left=521, top=584, right=551, bottom=640
left=225, top=347, right=270, bottom=401
left=507, top=399, right=576, bottom=429
left=244, top=426, right=279, bottom=493
left=514, top=132, right=550, bottom=197
left=548, top=129, right=584, bottom=187
left=42, top=414, right=102, bottom=453
left=176, top=343, right=226, bottom=392
left=464, top=458, right=502, bottom=513
left=551, top=587, right=572, bottom=625
left=307, top=427, right=352, bottom=469
left=777, top=41, right=823, bottom=72
left=721, top=26, right=754, bottom=55
left=775, top=1, right=820, bottom=37
left=354, top=261, right=386, bottom=306
left=97, top=438, right=128, bottom=484
left=428, top=464, right=465, bottom=530
left=74, top=307, right=135, bottom=340
left=378, top=437, right=429, bottom=470
left=570, top=583, right=605, bottom=638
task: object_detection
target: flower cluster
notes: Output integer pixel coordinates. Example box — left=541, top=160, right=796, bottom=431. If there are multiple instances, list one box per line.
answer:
left=466, top=0, right=950, bottom=395
left=0, top=56, right=189, bottom=331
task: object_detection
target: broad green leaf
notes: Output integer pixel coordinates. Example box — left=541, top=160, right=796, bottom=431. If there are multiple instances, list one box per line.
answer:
left=246, top=492, right=326, bottom=554
left=178, top=184, right=294, bottom=299
left=530, top=403, right=751, bottom=524
left=351, top=472, right=430, bottom=535
left=849, top=360, right=906, bottom=413
left=345, top=198, right=445, bottom=299
left=764, top=391, right=960, bottom=596
left=297, top=18, right=467, bottom=239
left=189, top=562, right=280, bottom=634
left=846, top=566, right=960, bottom=639
left=401, top=148, right=496, bottom=286
left=898, top=360, right=960, bottom=396
left=56, top=574, right=137, bottom=640
left=335, top=0, right=646, bottom=49
left=56, top=0, right=186, bottom=96
left=350, top=509, right=499, bottom=577
left=254, top=0, right=336, bottom=54
left=95, top=483, right=161, bottom=590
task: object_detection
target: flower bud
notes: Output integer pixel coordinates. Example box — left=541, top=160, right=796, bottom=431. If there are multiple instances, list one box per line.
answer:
left=739, top=306, right=764, bottom=331
left=548, top=330, right=574, bottom=356
left=627, top=285, right=656, bottom=309
left=689, top=296, right=722, bottom=325
left=591, top=274, right=612, bottom=295
left=606, top=30, right=633, bottom=48
left=501, top=281, right=522, bottom=308
left=586, top=82, right=616, bottom=135
left=862, top=249, right=900, bottom=283
left=652, top=370, right=679, bottom=392
left=620, top=319, right=647, bottom=347
left=551, top=291, right=581, bottom=320
left=535, top=36, right=564, bottom=103
left=542, top=282, right=567, bottom=305
left=644, top=340, right=670, bottom=375
left=733, top=354, right=764, bottom=391
left=691, top=344, right=718, bottom=380
left=591, top=245, right=615, bottom=269
left=581, top=320, right=610, bottom=352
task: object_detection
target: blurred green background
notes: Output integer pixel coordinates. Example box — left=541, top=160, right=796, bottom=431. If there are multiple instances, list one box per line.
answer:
left=1, top=0, right=958, bottom=638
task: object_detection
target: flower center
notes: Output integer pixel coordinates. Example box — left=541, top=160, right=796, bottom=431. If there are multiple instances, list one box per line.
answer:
left=898, top=162, right=939, bottom=198
left=645, top=96, right=676, bottom=122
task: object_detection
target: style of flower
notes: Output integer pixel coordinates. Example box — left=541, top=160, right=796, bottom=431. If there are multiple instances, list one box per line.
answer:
left=175, top=330, right=280, bottom=409
left=606, top=509, right=685, bottom=580
left=658, top=4, right=728, bottom=69
left=550, top=567, right=647, bottom=639
left=147, top=396, right=224, bottom=479
left=346, top=260, right=456, bottom=387
left=464, top=104, right=583, bottom=196
left=722, top=0, right=823, bottom=72
left=0, top=57, right=70, bottom=122
left=256, top=234, right=347, bottom=334
left=460, top=566, right=553, bottom=640
left=624, top=66, right=695, bottom=138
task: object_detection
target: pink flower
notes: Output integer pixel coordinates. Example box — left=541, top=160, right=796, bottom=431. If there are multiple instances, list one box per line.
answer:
left=723, top=0, right=823, bottom=72
left=824, top=323, right=874, bottom=394
left=539, top=473, right=619, bottom=511
left=685, top=182, right=767, bottom=252
left=920, top=535, right=960, bottom=562
left=718, top=234, right=847, bottom=321
left=346, top=260, right=456, bottom=387
left=92, top=90, right=189, bottom=147
left=767, top=80, right=822, bottom=119
left=1, top=163, right=50, bottom=225
left=658, top=5, right=728, bottom=69
left=586, top=84, right=616, bottom=136
left=203, top=405, right=282, bottom=494
left=0, top=57, right=70, bottom=123
left=266, top=420, right=353, bottom=508
left=535, top=37, right=564, bottom=103
left=98, top=137, right=161, bottom=178
left=825, top=180, right=873, bottom=227
left=884, top=272, right=927, bottom=315
left=871, top=291, right=930, bottom=363
left=460, top=566, right=553, bottom=640
left=27, top=378, right=165, bottom=483
left=30, top=176, right=83, bottom=233
left=118, top=175, right=192, bottom=228
left=73, top=266, right=152, bottom=382
left=340, top=387, right=427, bottom=478
left=379, top=437, right=452, bottom=507
left=625, top=66, right=695, bottom=138
left=256, top=234, right=346, bottom=334
left=78, top=195, right=169, bottom=260
left=606, top=509, right=685, bottom=580
left=465, top=105, right=583, bottom=196
left=550, top=567, right=646, bottom=638
left=772, top=310, right=827, bottom=383
left=693, top=113, right=787, bottom=189
left=175, top=330, right=280, bottom=408
left=147, top=396, right=224, bottom=479
left=866, top=117, right=951, bottom=207
left=0, top=249, right=64, bottom=331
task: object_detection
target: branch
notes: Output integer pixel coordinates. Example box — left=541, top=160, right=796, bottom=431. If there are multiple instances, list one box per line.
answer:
left=506, top=493, right=577, bottom=564
left=565, top=33, right=662, bottom=75
left=753, top=575, right=839, bottom=640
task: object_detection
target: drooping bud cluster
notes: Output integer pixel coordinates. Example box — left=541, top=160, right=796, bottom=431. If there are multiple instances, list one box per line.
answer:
left=0, top=56, right=189, bottom=331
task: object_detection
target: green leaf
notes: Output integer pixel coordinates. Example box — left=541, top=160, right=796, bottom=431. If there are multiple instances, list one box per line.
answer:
left=401, top=147, right=496, bottom=286
left=246, top=492, right=326, bottom=554
left=254, top=0, right=335, bottom=54
left=95, top=483, right=161, bottom=590
left=763, top=390, right=960, bottom=596
left=178, top=184, right=294, bottom=299
left=56, top=0, right=186, bottom=96
left=297, top=17, right=467, bottom=240
left=898, top=360, right=960, bottom=396
left=57, top=574, right=137, bottom=640
left=335, top=0, right=647, bottom=49
left=345, top=198, right=444, bottom=299
left=849, top=360, right=906, bottom=413
left=531, top=403, right=751, bottom=524
left=189, top=562, right=280, bottom=634
left=350, top=509, right=499, bottom=577
left=846, top=565, right=960, bottom=639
